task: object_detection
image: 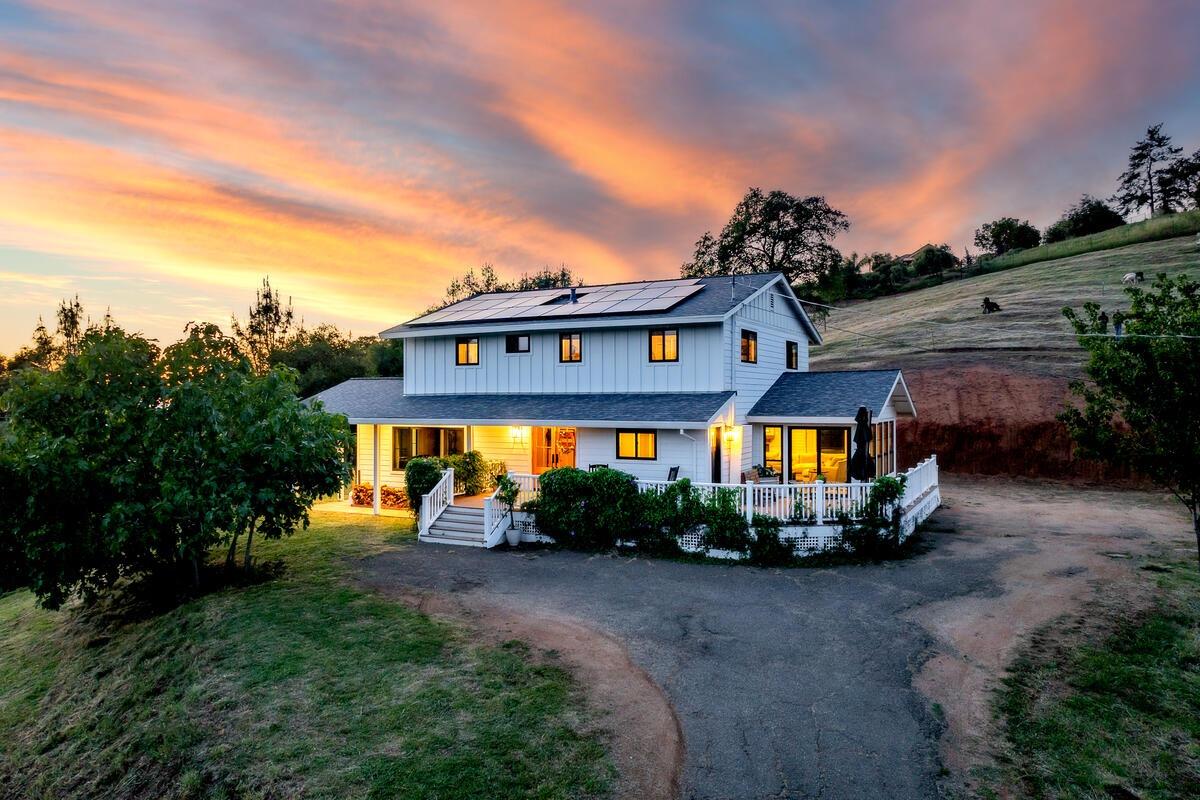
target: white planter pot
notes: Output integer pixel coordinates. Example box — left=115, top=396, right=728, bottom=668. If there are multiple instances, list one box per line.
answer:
left=504, top=525, right=521, bottom=547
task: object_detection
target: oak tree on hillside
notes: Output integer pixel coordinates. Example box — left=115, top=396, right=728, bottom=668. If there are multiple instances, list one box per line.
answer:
left=1060, top=274, right=1200, bottom=566
left=973, top=217, right=1040, bottom=256
left=682, top=188, right=849, bottom=286
left=1043, top=195, right=1125, bottom=244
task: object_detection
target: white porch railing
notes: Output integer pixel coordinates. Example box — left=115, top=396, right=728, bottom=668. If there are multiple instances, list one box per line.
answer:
left=482, top=484, right=509, bottom=547
left=418, top=467, right=454, bottom=536
left=509, top=457, right=939, bottom=528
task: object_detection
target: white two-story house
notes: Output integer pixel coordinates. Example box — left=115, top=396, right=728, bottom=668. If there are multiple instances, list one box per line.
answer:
left=312, top=272, right=926, bottom=545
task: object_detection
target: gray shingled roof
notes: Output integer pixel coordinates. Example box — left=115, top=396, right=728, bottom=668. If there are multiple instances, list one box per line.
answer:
left=308, top=378, right=734, bottom=427
left=382, top=272, right=788, bottom=335
left=747, top=370, right=911, bottom=420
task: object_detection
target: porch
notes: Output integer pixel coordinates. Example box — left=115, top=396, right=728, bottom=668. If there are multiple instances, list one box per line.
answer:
left=414, top=455, right=941, bottom=554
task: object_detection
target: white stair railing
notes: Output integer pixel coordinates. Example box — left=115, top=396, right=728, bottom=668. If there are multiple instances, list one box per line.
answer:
left=482, top=484, right=508, bottom=547
left=419, top=468, right=454, bottom=536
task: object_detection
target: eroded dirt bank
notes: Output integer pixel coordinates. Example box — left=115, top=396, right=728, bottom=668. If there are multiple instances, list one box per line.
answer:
left=899, top=365, right=1140, bottom=482
left=357, top=580, right=683, bottom=800
left=906, top=476, right=1192, bottom=793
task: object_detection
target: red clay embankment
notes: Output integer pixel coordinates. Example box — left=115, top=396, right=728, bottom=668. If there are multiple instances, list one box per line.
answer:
left=897, top=365, right=1137, bottom=482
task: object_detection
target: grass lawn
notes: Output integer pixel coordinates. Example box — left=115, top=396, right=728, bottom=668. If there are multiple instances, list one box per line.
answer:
left=987, top=560, right=1200, bottom=799
left=0, top=513, right=613, bottom=799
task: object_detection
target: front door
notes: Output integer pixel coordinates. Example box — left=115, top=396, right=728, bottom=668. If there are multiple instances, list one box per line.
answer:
left=710, top=425, right=723, bottom=483
left=531, top=426, right=576, bottom=474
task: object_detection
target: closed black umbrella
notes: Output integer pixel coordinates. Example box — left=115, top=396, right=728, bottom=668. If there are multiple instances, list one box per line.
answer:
left=849, top=405, right=874, bottom=481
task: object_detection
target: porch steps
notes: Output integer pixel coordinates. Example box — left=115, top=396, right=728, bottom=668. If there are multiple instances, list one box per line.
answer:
left=423, top=505, right=487, bottom=547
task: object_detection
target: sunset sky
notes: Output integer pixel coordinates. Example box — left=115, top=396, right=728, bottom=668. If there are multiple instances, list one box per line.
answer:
left=1, top=0, right=1198, bottom=353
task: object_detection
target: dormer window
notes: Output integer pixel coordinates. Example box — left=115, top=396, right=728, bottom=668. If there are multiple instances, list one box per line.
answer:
left=740, top=330, right=757, bottom=363
left=648, top=329, right=678, bottom=362
left=455, top=336, right=478, bottom=366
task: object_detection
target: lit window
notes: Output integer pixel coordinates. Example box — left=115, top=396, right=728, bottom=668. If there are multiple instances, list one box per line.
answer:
left=392, top=427, right=413, bottom=469
left=455, top=336, right=478, bottom=365
left=559, top=332, right=582, bottom=362
left=505, top=334, right=530, bottom=353
left=763, top=426, right=782, bottom=475
left=786, top=340, right=799, bottom=370
left=740, top=329, right=757, bottom=363
left=616, top=430, right=657, bottom=460
left=648, top=328, right=678, bottom=362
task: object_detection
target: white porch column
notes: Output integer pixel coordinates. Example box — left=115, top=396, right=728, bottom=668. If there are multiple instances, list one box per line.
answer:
left=892, top=419, right=898, bottom=474
left=371, top=424, right=381, bottom=516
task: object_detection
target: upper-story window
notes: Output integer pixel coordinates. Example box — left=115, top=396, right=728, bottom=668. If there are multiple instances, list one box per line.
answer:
left=786, top=340, right=799, bottom=370
left=455, top=336, right=479, bottom=365
left=505, top=334, right=530, bottom=354
left=559, top=332, right=582, bottom=362
left=648, top=328, right=678, bottom=362
left=740, top=329, right=757, bottom=363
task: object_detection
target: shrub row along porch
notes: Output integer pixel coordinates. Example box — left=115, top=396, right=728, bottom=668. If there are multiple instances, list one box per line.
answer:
left=417, top=455, right=941, bottom=554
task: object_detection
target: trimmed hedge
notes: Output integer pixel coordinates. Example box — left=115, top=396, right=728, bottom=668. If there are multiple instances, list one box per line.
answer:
left=403, top=457, right=443, bottom=512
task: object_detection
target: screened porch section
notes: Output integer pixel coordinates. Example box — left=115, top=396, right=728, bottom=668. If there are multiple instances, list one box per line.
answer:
left=759, top=419, right=897, bottom=484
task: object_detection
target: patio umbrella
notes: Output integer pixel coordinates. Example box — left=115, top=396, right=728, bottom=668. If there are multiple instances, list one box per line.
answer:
left=849, top=405, right=874, bottom=481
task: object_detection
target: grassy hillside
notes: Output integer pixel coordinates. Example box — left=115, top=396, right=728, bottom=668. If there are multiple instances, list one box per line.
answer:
left=0, top=514, right=612, bottom=799
left=813, top=234, right=1200, bottom=378
left=981, top=210, right=1200, bottom=273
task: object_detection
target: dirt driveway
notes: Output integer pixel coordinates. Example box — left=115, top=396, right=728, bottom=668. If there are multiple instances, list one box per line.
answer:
left=356, top=477, right=1191, bottom=800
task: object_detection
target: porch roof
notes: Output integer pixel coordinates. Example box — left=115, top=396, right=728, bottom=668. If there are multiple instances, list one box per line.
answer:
left=746, top=369, right=915, bottom=423
left=307, top=378, right=735, bottom=428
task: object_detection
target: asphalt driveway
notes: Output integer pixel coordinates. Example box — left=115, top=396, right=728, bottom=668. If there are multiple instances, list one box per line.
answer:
left=353, top=478, right=1189, bottom=800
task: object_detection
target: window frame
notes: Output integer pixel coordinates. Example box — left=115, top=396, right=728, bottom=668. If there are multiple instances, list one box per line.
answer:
left=505, top=333, right=530, bottom=354
left=648, top=328, right=679, bottom=363
left=392, top=426, right=414, bottom=470
left=786, top=340, right=799, bottom=370
left=740, top=329, right=758, bottom=363
left=762, top=425, right=783, bottom=476
left=615, top=429, right=658, bottom=461
left=454, top=336, right=479, bottom=366
left=559, top=331, right=583, bottom=363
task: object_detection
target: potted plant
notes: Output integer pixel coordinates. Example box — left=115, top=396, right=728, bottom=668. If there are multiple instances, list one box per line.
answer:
left=495, top=474, right=522, bottom=547
left=814, top=473, right=827, bottom=483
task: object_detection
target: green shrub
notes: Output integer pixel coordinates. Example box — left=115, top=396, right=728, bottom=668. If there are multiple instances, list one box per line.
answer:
left=533, top=467, right=643, bottom=551
left=699, top=487, right=751, bottom=554
left=403, top=457, right=443, bottom=512
left=834, top=475, right=908, bottom=560
left=440, top=450, right=489, bottom=495
left=748, top=514, right=797, bottom=566
left=634, top=478, right=706, bottom=556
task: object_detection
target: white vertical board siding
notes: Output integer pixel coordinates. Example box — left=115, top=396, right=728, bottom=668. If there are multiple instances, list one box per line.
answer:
left=729, top=288, right=811, bottom=421
left=355, top=424, right=406, bottom=488
left=469, top=425, right=533, bottom=474
left=403, top=324, right=724, bottom=395
left=355, top=424, right=531, bottom=488
left=575, top=427, right=706, bottom=481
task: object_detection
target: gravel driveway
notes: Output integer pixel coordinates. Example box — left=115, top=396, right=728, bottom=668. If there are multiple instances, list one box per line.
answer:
left=354, top=477, right=1189, bottom=800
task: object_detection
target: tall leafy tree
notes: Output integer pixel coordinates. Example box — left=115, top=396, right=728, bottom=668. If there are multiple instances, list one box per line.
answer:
left=1043, top=195, right=1125, bottom=244
left=1059, top=274, right=1200, bottom=565
left=231, top=276, right=295, bottom=373
left=911, top=244, right=959, bottom=278
left=1161, top=149, right=1200, bottom=212
left=269, top=324, right=374, bottom=397
left=2, top=327, right=163, bottom=608
left=1112, top=123, right=1183, bottom=217
left=681, top=188, right=849, bottom=286
left=432, top=264, right=579, bottom=312
left=2, top=318, right=352, bottom=608
left=973, top=217, right=1041, bottom=255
